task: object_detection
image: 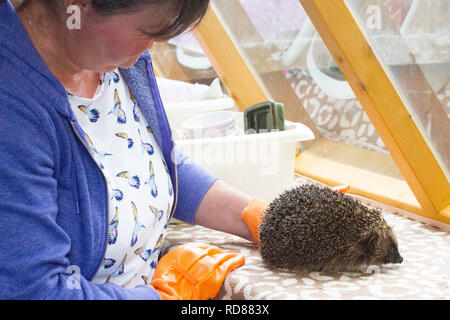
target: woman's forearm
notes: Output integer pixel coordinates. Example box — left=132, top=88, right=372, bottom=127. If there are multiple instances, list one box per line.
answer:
left=194, top=179, right=254, bottom=242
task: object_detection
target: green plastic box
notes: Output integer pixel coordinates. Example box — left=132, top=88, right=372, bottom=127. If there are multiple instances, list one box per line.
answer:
left=244, top=101, right=286, bottom=134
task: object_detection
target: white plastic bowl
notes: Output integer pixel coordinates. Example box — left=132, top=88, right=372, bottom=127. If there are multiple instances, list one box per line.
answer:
left=181, top=111, right=238, bottom=139
left=175, top=112, right=315, bottom=202
left=164, top=97, right=236, bottom=130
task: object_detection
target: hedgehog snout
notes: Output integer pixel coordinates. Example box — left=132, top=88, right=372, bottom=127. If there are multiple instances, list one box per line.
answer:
left=393, top=254, right=403, bottom=264
left=386, top=248, right=403, bottom=264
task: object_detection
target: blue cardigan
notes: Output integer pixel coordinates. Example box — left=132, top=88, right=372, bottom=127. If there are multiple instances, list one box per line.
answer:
left=0, top=0, right=218, bottom=299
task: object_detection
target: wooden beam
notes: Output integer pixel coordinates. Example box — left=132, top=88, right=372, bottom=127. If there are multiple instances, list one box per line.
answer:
left=440, top=205, right=450, bottom=219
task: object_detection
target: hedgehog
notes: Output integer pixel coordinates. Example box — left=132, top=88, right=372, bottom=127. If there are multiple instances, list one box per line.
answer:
left=258, top=184, right=403, bottom=273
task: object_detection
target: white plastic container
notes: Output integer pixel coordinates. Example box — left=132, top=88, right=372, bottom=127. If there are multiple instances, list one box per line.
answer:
left=164, top=97, right=236, bottom=130
left=175, top=112, right=315, bottom=202
left=181, top=111, right=238, bottom=139
left=159, top=77, right=237, bottom=130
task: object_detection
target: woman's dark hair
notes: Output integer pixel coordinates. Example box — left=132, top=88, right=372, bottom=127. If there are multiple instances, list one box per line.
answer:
left=89, top=0, right=210, bottom=40
left=40, top=0, right=210, bottom=40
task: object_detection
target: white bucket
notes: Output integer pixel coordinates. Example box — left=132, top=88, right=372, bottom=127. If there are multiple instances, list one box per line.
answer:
left=175, top=112, right=315, bottom=202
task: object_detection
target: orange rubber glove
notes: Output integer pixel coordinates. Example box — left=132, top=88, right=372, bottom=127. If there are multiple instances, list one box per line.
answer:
left=241, top=197, right=268, bottom=244
left=241, top=185, right=351, bottom=244
left=331, top=184, right=350, bottom=193
left=150, top=242, right=245, bottom=300
left=150, top=278, right=182, bottom=300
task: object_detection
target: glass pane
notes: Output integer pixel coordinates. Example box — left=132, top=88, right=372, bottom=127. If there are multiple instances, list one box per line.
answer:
left=150, top=31, right=218, bottom=85
left=149, top=31, right=237, bottom=132
left=211, top=0, right=405, bottom=180
left=345, top=0, right=450, bottom=179
left=149, top=31, right=233, bottom=105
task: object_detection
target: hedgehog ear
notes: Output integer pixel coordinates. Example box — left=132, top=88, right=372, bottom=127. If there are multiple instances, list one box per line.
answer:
left=360, top=231, right=378, bottom=256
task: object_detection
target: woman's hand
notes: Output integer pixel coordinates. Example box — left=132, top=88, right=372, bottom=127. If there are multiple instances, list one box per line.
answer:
left=150, top=242, right=245, bottom=300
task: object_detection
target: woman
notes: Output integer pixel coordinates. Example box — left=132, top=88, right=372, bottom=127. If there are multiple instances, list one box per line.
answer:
left=0, top=0, right=265, bottom=299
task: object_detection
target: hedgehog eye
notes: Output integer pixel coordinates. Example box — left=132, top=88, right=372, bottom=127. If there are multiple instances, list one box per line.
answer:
left=387, top=244, right=396, bottom=256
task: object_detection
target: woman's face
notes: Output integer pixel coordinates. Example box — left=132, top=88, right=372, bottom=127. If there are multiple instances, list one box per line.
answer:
left=62, top=2, right=175, bottom=72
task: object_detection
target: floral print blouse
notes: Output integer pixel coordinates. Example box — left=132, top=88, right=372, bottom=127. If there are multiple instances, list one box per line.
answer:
left=67, top=70, right=174, bottom=288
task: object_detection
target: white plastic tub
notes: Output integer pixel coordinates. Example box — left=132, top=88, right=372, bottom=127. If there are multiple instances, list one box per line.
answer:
left=165, top=97, right=236, bottom=130
left=175, top=112, right=315, bottom=202
left=181, top=111, right=238, bottom=139
left=157, top=77, right=237, bottom=130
